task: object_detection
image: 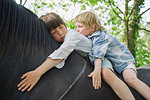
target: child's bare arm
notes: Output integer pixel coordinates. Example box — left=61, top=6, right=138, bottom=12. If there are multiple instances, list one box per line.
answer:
left=88, top=59, right=102, bottom=89
left=17, top=57, right=62, bottom=92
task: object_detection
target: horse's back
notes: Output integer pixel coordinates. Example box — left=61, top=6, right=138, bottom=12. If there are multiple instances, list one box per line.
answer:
left=0, top=0, right=150, bottom=100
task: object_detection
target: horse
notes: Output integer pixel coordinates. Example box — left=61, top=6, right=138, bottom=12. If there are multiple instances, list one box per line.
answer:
left=0, top=0, right=150, bottom=100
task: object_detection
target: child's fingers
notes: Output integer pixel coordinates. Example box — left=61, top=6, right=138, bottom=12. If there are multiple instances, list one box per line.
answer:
left=95, top=80, right=99, bottom=89
left=97, top=80, right=101, bottom=89
left=21, top=72, right=29, bottom=79
left=90, top=73, right=101, bottom=89
left=88, top=72, right=93, bottom=77
left=17, top=78, right=28, bottom=87
left=28, top=83, right=36, bottom=92
left=21, top=83, right=31, bottom=92
left=18, top=80, right=29, bottom=91
left=88, top=73, right=91, bottom=77
left=98, top=80, right=101, bottom=88
left=95, top=78, right=101, bottom=88
left=17, top=79, right=27, bottom=87
left=93, top=79, right=101, bottom=89
left=93, top=78, right=97, bottom=89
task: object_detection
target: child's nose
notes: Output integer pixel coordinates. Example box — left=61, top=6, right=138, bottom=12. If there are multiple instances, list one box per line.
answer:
left=57, top=30, right=63, bottom=36
left=76, top=28, right=79, bottom=32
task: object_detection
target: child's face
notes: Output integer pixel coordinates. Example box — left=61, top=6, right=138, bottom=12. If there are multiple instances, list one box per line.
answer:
left=75, top=22, right=94, bottom=36
left=50, top=24, right=67, bottom=42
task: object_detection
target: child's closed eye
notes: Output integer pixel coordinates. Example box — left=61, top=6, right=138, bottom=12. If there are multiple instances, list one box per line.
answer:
left=59, top=26, right=63, bottom=29
left=51, top=31, right=56, bottom=34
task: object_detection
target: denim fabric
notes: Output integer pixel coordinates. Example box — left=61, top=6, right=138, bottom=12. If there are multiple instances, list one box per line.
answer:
left=102, top=58, right=114, bottom=71
left=88, top=31, right=135, bottom=74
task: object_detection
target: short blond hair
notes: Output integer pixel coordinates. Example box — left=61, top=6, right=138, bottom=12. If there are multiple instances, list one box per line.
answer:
left=74, top=11, right=105, bottom=31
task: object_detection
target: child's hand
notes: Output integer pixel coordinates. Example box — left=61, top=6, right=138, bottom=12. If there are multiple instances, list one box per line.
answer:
left=17, top=70, right=41, bottom=92
left=88, top=70, right=101, bottom=89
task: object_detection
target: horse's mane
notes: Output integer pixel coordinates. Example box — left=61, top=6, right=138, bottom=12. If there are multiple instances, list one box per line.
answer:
left=0, top=0, right=60, bottom=58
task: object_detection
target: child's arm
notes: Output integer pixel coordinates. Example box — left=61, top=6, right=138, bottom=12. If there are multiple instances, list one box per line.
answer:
left=17, top=57, right=62, bottom=92
left=17, top=30, right=90, bottom=92
left=88, top=58, right=102, bottom=89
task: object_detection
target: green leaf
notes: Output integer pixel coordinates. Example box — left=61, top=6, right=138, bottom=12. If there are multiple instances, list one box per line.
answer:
left=37, top=6, right=41, bottom=8
left=42, top=2, right=47, bottom=5
left=112, top=27, right=117, bottom=31
left=48, top=4, right=53, bottom=8
left=62, top=4, right=67, bottom=7
left=81, top=5, right=86, bottom=10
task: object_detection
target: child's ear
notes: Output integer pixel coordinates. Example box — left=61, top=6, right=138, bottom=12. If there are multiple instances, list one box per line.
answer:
left=90, top=25, right=95, bottom=32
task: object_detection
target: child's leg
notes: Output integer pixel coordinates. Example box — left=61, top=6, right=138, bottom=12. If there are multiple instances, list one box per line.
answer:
left=102, top=68, right=135, bottom=100
left=122, top=68, right=150, bottom=100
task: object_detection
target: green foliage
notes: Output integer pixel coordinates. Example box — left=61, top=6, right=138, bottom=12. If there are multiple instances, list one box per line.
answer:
left=70, top=0, right=79, bottom=3
left=47, top=3, right=53, bottom=8
left=66, top=19, right=76, bottom=29
left=135, top=41, right=150, bottom=67
left=135, top=22, right=150, bottom=67
left=112, top=27, right=117, bottom=31
left=81, top=5, right=86, bottom=10
left=41, top=2, right=47, bottom=5
left=88, top=0, right=98, bottom=6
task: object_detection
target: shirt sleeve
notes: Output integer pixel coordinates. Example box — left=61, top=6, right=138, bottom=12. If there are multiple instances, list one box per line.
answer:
left=48, top=30, right=81, bottom=68
left=90, top=32, right=113, bottom=63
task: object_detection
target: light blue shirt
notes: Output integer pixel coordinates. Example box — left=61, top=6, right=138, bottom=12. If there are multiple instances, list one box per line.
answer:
left=88, top=31, right=135, bottom=74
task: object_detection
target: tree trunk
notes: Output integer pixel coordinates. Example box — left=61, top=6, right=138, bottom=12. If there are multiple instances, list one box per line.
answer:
left=123, top=0, right=129, bottom=46
left=124, top=0, right=144, bottom=57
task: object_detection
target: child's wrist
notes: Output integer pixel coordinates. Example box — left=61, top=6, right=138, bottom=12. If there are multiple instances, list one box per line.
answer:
left=35, top=67, right=43, bottom=76
left=94, top=68, right=101, bottom=73
left=94, top=66, right=101, bottom=70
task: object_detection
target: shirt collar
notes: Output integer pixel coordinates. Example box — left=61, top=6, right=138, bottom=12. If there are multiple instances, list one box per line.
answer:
left=87, top=31, right=102, bottom=39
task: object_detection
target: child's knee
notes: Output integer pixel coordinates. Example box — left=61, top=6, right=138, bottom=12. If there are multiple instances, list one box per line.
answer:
left=123, top=68, right=138, bottom=85
left=124, top=76, right=138, bottom=85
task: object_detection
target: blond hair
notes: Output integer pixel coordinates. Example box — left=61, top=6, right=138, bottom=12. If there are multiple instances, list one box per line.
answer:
left=74, top=11, right=105, bottom=31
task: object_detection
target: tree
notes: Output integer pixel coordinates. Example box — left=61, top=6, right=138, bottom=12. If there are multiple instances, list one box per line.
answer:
left=104, top=0, right=150, bottom=67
